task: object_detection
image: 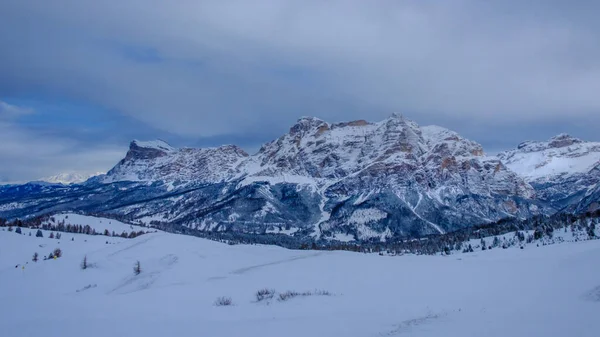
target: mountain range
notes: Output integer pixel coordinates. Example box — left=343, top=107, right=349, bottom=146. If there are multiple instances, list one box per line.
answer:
left=1, top=115, right=598, bottom=242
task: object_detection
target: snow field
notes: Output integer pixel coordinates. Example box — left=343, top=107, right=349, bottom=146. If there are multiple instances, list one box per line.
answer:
left=1, top=224, right=599, bottom=337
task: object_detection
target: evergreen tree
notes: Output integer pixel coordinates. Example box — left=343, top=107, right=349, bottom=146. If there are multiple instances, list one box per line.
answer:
left=32, top=252, right=38, bottom=262
left=36, top=229, right=43, bottom=238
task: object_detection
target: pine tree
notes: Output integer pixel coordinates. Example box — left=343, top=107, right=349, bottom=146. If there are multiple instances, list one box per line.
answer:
left=588, top=223, right=596, bottom=238
left=81, top=255, right=88, bottom=270
left=32, top=252, right=38, bottom=262
left=36, top=229, right=43, bottom=238
left=133, top=261, right=141, bottom=275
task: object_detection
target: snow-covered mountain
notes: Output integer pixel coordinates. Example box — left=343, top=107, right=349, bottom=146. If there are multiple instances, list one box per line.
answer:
left=498, top=134, right=600, bottom=208
left=0, top=115, right=597, bottom=241
left=37, top=172, right=104, bottom=185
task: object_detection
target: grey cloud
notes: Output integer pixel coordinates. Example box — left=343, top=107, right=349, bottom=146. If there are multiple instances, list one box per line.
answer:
left=0, top=1, right=599, bottom=154
left=0, top=119, right=125, bottom=183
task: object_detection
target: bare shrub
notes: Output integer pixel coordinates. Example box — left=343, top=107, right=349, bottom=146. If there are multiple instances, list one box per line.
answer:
left=278, top=290, right=331, bottom=302
left=278, top=291, right=300, bottom=302
left=314, top=289, right=331, bottom=296
left=256, top=288, right=276, bottom=302
left=53, top=248, right=62, bottom=258
left=214, top=296, right=233, bottom=306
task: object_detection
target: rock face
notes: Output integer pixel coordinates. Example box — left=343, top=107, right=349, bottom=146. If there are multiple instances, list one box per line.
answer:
left=0, top=116, right=596, bottom=242
left=498, top=134, right=600, bottom=209
left=104, top=140, right=249, bottom=184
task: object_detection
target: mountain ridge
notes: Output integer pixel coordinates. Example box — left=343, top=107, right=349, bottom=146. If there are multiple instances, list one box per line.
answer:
left=0, top=115, right=597, bottom=242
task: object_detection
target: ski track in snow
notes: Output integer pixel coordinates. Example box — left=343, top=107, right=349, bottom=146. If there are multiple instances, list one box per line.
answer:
left=107, top=235, right=156, bottom=257
left=381, top=312, right=448, bottom=336
left=109, top=254, right=179, bottom=295
left=230, top=252, right=323, bottom=275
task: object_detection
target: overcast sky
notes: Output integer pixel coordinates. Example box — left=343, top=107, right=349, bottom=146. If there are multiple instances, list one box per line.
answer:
left=1, top=0, right=599, bottom=183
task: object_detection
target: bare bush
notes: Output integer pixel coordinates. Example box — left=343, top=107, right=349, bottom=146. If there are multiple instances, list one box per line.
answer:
left=53, top=248, right=62, bottom=258
left=278, top=289, right=331, bottom=302
left=278, top=291, right=300, bottom=301
left=256, top=288, right=276, bottom=302
left=314, top=289, right=331, bottom=296
left=214, top=296, right=233, bottom=306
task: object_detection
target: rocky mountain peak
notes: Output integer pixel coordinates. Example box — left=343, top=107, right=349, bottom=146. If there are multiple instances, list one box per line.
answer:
left=548, top=133, right=582, bottom=148
left=289, top=117, right=328, bottom=136
left=125, top=139, right=175, bottom=161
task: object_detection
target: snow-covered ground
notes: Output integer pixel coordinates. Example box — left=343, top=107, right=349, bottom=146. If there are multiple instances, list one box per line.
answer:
left=1, top=225, right=598, bottom=337
left=44, top=213, right=155, bottom=234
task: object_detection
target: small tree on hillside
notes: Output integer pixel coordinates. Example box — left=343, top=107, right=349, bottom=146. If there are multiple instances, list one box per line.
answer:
left=588, top=223, right=596, bottom=238
left=32, top=252, right=38, bottom=262
left=133, top=261, right=141, bottom=275
left=81, top=255, right=88, bottom=270
left=49, top=232, right=55, bottom=239
left=36, top=230, right=43, bottom=238
left=15, top=227, right=22, bottom=234
left=53, top=248, right=62, bottom=258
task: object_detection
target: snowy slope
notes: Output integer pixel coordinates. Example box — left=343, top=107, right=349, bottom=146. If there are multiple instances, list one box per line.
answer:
left=42, top=213, right=156, bottom=234
left=498, top=134, right=600, bottom=208
left=1, top=228, right=599, bottom=337
left=499, top=134, right=600, bottom=181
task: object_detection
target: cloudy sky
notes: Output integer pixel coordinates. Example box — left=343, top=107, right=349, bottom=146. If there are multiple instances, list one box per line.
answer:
left=1, top=0, right=599, bottom=183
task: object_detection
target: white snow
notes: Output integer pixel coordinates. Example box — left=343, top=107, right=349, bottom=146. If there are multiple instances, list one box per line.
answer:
left=43, top=213, right=155, bottom=234
left=132, top=139, right=175, bottom=152
left=1, top=227, right=598, bottom=337
left=499, top=137, right=600, bottom=181
left=348, top=208, right=387, bottom=225
left=504, top=151, right=599, bottom=180
left=37, top=172, right=104, bottom=184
